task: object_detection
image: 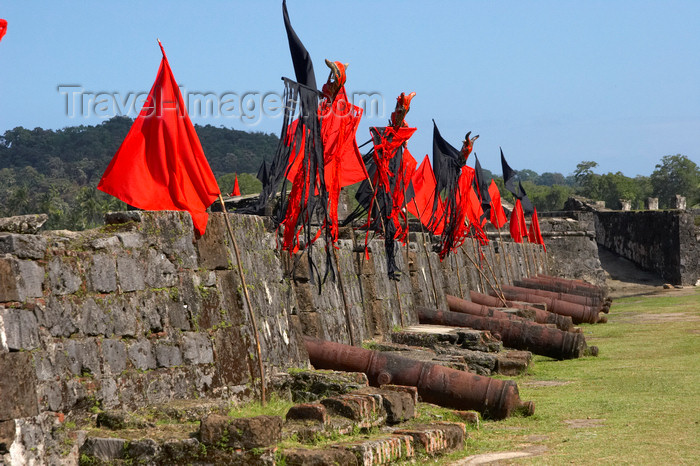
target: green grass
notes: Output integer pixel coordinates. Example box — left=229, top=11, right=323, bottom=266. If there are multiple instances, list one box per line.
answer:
left=445, top=288, right=700, bottom=464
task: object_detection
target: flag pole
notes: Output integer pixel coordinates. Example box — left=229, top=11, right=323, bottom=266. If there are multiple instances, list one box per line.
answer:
left=411, top=198, right=440, bottom=306
left=479, top=241, right=508, bottom=304
left=470, top=237, right=486, bottom=292
left=461, top=245, right=506, bottom=305
left=218, top=194, right=267, bottom=405
left=453, top=253, right=465, bottom=299
left=496, top=229, right=513, bottom=284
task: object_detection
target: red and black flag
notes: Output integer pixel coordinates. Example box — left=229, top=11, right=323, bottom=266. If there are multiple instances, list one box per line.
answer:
left=0, top=19, right=7, bottom=42
left=431, top=121, right=475, bottom=259
left=344, top=92, right=418, bottom=280
left=97, top=41, right=220, bottom=236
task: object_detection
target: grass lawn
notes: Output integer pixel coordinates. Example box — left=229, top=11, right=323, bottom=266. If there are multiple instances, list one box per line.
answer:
left=448, top=287, right=700, bottom=464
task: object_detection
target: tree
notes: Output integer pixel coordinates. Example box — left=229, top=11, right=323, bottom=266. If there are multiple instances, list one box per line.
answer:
left=650, top=154, right=700, bottom=208
left=572, top=161, right=601, bottom=199
left=537, top=172, right=566, bottom=186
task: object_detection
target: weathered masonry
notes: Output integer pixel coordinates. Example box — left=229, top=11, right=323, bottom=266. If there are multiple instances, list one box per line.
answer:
left=0, top=209, right=593, bottom=464
left=595, top=210, right=700, bottom=285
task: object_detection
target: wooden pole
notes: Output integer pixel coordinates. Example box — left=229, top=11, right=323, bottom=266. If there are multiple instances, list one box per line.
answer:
left=332, top=247, right=356, bottom=346
left=411, top=199, right=440, bottom=306
left=461, top=245, right=506, bottom=305
left=453, top=252, right=465, bottom=299
left=480, top=243, right=508, bottom=304
left=471, top=238, right=485, bottom=293
left=496, top=229, right=513, bottom=284
left=218, top=195, right=266, bottom=405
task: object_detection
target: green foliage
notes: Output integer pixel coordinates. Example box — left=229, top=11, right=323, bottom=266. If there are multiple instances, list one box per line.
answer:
left=0, top=117, right=279, bottom=229
left=650, top=154, right=700, bottom=208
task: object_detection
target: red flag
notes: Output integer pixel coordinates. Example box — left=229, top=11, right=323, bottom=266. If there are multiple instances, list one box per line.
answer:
left=0, top=19, right=7, bottom=42
left=407, top=155, right=444, bottom=234
left=488, top=179, right=507, bottom=229
left=528, top=207, right=546, bottom=251
left=98, top=42, right=220, bottom=235
left=231, top=175, right=241, bottom=196
left=509, top=199, right=528, bottom=243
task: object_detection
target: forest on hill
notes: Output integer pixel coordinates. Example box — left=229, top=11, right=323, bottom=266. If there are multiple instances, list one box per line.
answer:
left=0, top=116, right=697, bottom=230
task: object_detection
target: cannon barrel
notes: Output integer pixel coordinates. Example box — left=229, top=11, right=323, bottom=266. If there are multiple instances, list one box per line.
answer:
left=446, top=294, right=525, bottom=322
left=416, top=307, right=594, bottom=360
left=467, top=291, right=574, bottom=331
left=518, top=276, right=608, bottom=302
left=506, top=283, right=606, bottom=310
left=492, top=288, right=604, bottom=324
left=303, top=336, right=534, bottom=420
left=536, top=274, right=609, bottom=299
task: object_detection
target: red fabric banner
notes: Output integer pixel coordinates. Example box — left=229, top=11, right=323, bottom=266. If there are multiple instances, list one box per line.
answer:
left=231, top=175, right=241, bottom=196
left=97, top=42, right=220, bottom=236
left=509, top=199, right=527, bottom=243
left=488, top=179, right=507, bottom=229
left=528, top=207, right=546, bottom=251
left=0, top=19, right=7, bottom=42
left=407, top=155, right=444, bottom=234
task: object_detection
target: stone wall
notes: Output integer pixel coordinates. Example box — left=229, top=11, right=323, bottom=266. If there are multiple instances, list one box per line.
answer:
left=0, top=209, right=587, bottom=464
left=595, top=210, right=700, bottom=285
left=538, top=213, right=608, bottom=287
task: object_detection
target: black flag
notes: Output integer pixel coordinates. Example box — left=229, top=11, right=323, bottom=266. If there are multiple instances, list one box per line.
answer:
left=500, top=148, right=518, bottom=197
left=473, top=153, right=492, bottom=222
left=282, top=0, right=316, bottom=89
left=518, top=180, right=535, bottom=215
left=256, top=160, right=269, bottom=186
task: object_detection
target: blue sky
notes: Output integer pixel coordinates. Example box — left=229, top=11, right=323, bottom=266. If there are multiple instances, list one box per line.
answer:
left=0, top=0, right=698, bottom=177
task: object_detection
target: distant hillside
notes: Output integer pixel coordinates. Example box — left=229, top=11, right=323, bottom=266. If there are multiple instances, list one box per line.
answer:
left=0, top=117, right=278, bottom=229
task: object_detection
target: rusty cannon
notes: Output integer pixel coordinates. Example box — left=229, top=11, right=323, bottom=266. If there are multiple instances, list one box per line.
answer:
left=516, top=277, right=609, bottom=306
left=303, top=336, right=534, bottom=420
left=416, top=307, right=596, bottom=360
left=492, top=288, right=605, bottom=325
left=467, top=291, right=574, bottom=332
left=505, top=283, right=609, bottom=313
left=446, top=294, right=526, bottom=322
left=536, top=274, right=609, bottom=300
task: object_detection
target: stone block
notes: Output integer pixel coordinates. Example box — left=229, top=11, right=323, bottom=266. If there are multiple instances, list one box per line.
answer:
left=1, top=307, right=40, bottom=350
left=91, top=236, right=120, bottom=250
left=78, top=298, right=108, bottom=336
left=0, top=352, right=39, bottom=420
left=65, top=338, right=102, bottom=377
left=195, top=214, right=231, bottom=270
left=0, top=214, right=48, bottom=234
left=285, top=403, right=327, bottom=424
left=117, top=232, right=145, bottom=249
left=47, top=256, right=82, bottom=295
left=284, top=448, right=359, bottom=466
left=0, top=234, right=47, bottom=259
left=0, top=420, right=15, bottom=454
left=452, top=410, right=480, bottom=427
left=154, top=343, right=183, bottom=368
left=394, top=422, right=466, bottom=454
left=127, top=339, right=156, bottom=370
left=337, top=434, right=413, bottom=465
left=357, top=387, right=416, bottom=424
left=138, top=211, right=197, bottom=269
left=320, top=393, right=386, bottom=427
left=646, top=197, right=659, bottom=210
left=182, top=332, right=214, bottom=365
left=199, top=414, right=283, bottom=449
left=116, top=253, right=146, bottom=292
left=0, top=256, right=43, bottom=302
left=673, top=194, right=686, bottom=210
left=102, top=339, right=127, bottom=375
left=80, top=437, right=127, bottom=462
left=145, top=249, right=178, bottom=288
left=380, top=384, right=418, bottom=405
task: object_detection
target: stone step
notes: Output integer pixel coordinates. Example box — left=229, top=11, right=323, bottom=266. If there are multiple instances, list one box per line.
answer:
left=282, top=422, right=467, bottom=466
